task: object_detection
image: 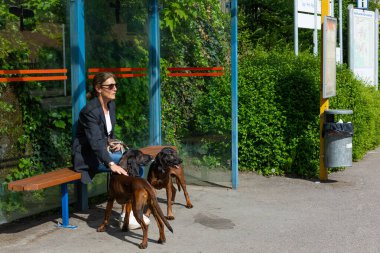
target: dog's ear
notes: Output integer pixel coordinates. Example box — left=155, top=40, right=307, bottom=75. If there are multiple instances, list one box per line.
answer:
left=118, top=149, right=139, bottom=171
left=126, top=156, right=140, bottom=177
left=118, top=153, right=128, bottom=169
left=155, top=149, right=163, bottom=164
left=124, top=149, right=135, bottom=157
left=135, top=151, right=152, bottom=166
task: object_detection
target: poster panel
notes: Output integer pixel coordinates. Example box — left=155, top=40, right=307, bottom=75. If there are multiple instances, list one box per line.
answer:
left=323, top=16, right=337, bottom=98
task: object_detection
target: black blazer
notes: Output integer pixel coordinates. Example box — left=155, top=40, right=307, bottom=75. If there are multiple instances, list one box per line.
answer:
left=72, top=97, right=117, bottom=183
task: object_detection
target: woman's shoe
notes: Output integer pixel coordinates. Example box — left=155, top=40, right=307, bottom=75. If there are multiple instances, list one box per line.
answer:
left=128, top=212, right=151, bottom=230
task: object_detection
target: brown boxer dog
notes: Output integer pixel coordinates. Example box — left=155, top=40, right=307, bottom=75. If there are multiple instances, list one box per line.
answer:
left=97, top=149, right=173, bottom=249
left=147, top=147, right=193, bottom=220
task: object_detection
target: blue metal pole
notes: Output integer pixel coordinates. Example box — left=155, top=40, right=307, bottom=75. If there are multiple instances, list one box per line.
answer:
left=70, top=0, right=87, bottom=211
left=231, top=0, right=239, bottom=189
left=57, top=183, right=77, bottom=229
left=61, top=183, right=69, bottom=226
left=148, top=0, right=161, bottom=146
left=70, top=0, right=86, bottom=134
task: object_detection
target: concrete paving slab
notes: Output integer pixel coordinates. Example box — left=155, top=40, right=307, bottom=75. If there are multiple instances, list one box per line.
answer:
left=1, top=147, right=380, bottom=252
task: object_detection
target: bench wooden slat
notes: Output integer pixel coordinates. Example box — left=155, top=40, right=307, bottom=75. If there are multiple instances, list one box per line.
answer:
left=8, top=168, right=76, bottom=191
left=139, top=145, right=176, bottom=158
left=23, top=170, right=81, bottom=191
left=8, top=168, right=80, bottom=191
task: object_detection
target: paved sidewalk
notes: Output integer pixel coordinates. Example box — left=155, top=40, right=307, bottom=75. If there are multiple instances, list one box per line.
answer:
left=1, top=147, right=380, bottom=253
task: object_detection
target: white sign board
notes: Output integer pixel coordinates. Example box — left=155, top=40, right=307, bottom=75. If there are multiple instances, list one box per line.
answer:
left=323, top=17, right=337, bottom=98
left=298, top=0, right=321, bottom=14
left=349, top=8, right=376, bottom=85
left=298, top=13, right=321, bottom=29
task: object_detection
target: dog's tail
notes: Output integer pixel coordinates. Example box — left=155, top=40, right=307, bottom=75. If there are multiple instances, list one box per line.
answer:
left=145, top=183, right=173, bottom=233
left=175, top=177, right=181, bottom=192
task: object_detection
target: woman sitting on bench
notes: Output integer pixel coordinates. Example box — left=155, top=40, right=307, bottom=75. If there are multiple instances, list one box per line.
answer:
left=72, top=72, right=148, bottom=228
left=72, top=72, right=127, bottom=181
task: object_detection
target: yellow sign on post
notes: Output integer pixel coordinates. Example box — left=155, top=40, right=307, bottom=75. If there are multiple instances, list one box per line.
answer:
left=319, top=0, right=330, bottom=181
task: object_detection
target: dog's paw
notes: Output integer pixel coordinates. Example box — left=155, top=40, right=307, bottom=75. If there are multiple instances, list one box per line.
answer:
left=121, top=225, right=129, bottom=232
left=139, top=243, right=148, bottom=249
left=186, top=203, right=193, bottom=209
left=97, top=225, right=106, bottom=232
left=166, top=215, right=175, bottom=220
left=157, top=236, right=166, bottom=244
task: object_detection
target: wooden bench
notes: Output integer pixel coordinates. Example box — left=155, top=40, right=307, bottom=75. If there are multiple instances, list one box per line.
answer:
left=7, top=145, right=173, bottom=229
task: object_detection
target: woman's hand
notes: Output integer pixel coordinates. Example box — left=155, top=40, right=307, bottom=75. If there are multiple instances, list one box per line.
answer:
left=109, top=163, right=128, bottom=176
left=110, top=143, right=123, bottom=152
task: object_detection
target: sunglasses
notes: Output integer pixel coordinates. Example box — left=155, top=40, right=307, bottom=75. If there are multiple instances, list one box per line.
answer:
left=101, top=83, right=117, bottom=90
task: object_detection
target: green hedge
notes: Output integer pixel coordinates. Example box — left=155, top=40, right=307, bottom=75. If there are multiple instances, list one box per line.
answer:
left=332, top=65, right=380, bottom=160
left=197, top=47, right=380, bottom=178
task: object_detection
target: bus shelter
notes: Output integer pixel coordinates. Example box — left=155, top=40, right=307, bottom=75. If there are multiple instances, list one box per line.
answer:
left=0, top=0, right=238, bottom=221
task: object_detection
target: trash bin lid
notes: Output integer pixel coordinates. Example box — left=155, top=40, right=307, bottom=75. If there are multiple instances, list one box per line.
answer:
left=325, top=109, right=353, bottom=115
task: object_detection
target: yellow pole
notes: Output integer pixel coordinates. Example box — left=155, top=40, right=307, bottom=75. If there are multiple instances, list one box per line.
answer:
left=319, top=0, right=330, bottom=181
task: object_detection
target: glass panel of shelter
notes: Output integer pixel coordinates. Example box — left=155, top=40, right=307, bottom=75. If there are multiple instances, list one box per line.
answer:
left=0, top=0, right=232, bottom=189
left=0, top=0, right=71, bottom=224
left=160, top=2, right=232, bottom=187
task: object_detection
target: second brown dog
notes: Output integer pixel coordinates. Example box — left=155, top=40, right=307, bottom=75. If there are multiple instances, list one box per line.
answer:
left=147, top=147, right=193, bottom=220
left=97, top=149, right=173, bottom=249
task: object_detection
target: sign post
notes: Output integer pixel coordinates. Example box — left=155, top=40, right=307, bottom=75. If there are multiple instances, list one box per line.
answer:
left=294, top=0, right=299, bottom=55
left=319, top=0, right=330, bottom=181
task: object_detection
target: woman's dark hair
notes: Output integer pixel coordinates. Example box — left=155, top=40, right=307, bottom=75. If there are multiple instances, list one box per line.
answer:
left=91, top=72, right=116, bottom=97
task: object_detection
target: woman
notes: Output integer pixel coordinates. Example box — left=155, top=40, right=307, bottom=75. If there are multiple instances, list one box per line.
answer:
left=72, top=72, right=127, bottom=184
left=72, top=72, right=148, bottom=228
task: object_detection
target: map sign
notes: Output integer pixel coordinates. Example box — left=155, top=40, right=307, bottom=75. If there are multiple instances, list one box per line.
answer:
left=349, top=8, right=376, bottom=85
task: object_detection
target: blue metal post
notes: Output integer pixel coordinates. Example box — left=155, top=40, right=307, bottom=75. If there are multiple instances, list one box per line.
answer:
left=148, top=0, right=161, bottom=145
left=61, top=184, right=69, bottom=226
left=57, top=183, right=77, bottom=229
left=231, top=0, right=239, bottom=189
left=70, top=0, right=88, bottom=210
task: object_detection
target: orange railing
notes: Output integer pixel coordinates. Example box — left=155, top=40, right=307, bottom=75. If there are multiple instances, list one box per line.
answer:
left=0, top=69, right=67, bottom=82
left=88, top=68, right=147, bottom=79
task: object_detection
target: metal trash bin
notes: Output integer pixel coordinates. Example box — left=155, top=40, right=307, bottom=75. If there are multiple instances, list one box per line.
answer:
left=324, top=109, right=353, bottom=168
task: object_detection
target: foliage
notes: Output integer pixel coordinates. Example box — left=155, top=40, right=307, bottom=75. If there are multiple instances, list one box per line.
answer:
left=161, top=1, right=196, bottom=34
left=196, top=47, right=320, bottom=177
left=330, top=65, right=380, bottom=160
left=238, top=0, right=294, bottom=51
left=198, top=46, right=380, bottom=178
left=0, top=0, right=70, bottom=184
left=160, top=0, right=229, bottom=147
left=238, top=0, right=380, bottom=64
left=85, top=0, right=150, bottom=148
left=0, top=190, right=27, bottom=214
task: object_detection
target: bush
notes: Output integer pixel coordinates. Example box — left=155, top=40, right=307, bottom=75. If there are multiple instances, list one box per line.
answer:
left=231, top=49, right=320, bottom=177
left=197, top=47, right=380, bottom=178
left=330, top=65, right=380, bottom=160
